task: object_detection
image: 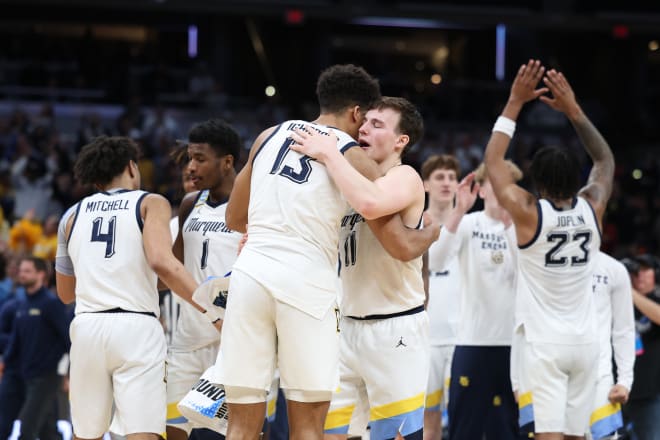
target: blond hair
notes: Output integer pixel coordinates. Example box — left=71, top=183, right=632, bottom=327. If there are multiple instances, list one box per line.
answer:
left=474, top=160, right=523, bottom=184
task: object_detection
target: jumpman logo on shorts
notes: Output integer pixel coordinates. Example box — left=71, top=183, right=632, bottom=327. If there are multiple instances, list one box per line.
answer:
left=396, top=336, right=407, bottom=348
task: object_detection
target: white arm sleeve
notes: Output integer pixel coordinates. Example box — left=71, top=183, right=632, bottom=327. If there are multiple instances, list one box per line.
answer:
left=610, top=262, right=636, bottom=390
left=55, top=205, right=77, bottom=276
left=428, top=220, right=465, bottom=271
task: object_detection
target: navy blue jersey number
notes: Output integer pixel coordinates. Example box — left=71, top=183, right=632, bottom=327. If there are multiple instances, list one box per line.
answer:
left=201, top=238, right=210, bottom=270
left=343, top=231, right=357, bottom=267
left=545, top=230, right=592, bottom=267
left=270, top=138, right=313, bottom=184
left=91, top=216, right=117, bottom=258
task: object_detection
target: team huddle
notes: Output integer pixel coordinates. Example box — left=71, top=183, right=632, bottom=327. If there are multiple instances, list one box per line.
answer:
left=55, top=60, right=629, bottom=440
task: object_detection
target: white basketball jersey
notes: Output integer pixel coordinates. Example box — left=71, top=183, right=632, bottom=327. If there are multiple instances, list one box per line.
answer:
left=426, top=238, right=460, bottom=346
left=592, top=251, right=635, bottom=386
left=443, top=212, right=518, bottom=345
left=337, top=209, right=425, bottom=317
left=232, top=121, right=358, bottom=319
left=67, top=189, right=158, bottom=315
left=516, top=197, right=601, bottom=344
left=171, top=191, right=242, bottom=351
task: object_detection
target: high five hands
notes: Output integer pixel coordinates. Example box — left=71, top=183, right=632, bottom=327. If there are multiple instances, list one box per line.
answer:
left=510, top=59, right=581, bottom=117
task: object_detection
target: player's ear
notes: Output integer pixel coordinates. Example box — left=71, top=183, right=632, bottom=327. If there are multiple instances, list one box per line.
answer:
left=224, top=154, right=235, bottom=171
left=127, top=160, right=137, bottom=178
left=350, top=105, right=362, bottom=123
left=396, top=134, right=410, bottom=152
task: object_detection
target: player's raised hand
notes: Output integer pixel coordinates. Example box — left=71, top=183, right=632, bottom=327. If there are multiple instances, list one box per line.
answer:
left=289, top=126, right=339, bottom=163
left=539, top=69, right=581, bottom=118
left=509, top=59, right=548, bottom=105
left=454, top=172, right=480, bottom=214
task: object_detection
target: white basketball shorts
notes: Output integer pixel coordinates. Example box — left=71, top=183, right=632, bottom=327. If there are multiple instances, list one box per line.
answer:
left=69, top=312, right=167, bottom=438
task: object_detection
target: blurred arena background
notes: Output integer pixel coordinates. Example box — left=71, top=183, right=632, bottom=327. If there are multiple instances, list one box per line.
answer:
left=0, top=0, right=659, bottom=255
left=0, top=1, right=660, bottom=438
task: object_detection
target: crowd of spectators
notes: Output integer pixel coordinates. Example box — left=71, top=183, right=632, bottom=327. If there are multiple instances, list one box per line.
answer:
left=0, top=59, right=658, bottom=438
left=1, top=95, right=659, bottom=286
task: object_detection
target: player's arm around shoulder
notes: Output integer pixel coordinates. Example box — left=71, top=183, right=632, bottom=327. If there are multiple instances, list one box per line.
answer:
left=344, top=142, right=438, bottom=261
left=364, top=165, right=431, bottom=261
left=367, top=212, right=439, bottom=262
left=226, top=125, right=277, bottom=233
left=375, top=164, right=426, bottom=223
left=289, top=128, right=415, bottom=219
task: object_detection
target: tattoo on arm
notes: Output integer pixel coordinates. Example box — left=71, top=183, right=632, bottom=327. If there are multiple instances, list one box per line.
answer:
left=570, top=115, right=615, bottom=187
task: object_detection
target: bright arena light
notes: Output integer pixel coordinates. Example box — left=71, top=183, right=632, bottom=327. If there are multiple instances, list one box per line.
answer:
left=632, top=169, right=643, bottom=180
left=649, top=40, right=659, bottom=51
left=430, top=73, right=442, bottom=85
left=265, top=85, right=276, bottom=97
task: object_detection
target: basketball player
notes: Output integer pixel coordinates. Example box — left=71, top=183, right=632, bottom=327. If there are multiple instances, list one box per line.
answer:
left=420, top=155, right=461, bottom=440
left=484, top=60, right=615, bottom=440
left=166, top=119, right=243, bottom=440
left=55, top=136, right=218, bottom=440
left=587, top=251, right=634, bottom=439
left=290, top=97, right=429, bottom=439
left=434, top=162, right=523, bottom=440
left=217, top=66, right=437, bottom=440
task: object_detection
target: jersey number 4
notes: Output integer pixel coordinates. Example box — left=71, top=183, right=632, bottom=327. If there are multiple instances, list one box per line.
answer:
left=91, top=216, right=117, bottom=258
left=270, top=138, right=313, bottom=184
left=544, top=230, right=591, bottom=267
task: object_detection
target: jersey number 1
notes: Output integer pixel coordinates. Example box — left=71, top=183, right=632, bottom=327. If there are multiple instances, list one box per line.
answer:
left=343, top=231, right=357, bottom=267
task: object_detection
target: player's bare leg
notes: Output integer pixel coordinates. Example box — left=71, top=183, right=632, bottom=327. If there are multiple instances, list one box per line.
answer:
left=226, top=402, right=267, bottom=440
left=287, top=400, right=330, bottom=440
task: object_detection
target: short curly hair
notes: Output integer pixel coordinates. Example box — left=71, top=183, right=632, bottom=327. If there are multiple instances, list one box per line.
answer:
left=74, top=136, right=139, bottom=186
left=530, top=146, right=580, bottom=200
left=316, top=64, right=381, bottom=115
left=188, top=118, right=241, bottom=160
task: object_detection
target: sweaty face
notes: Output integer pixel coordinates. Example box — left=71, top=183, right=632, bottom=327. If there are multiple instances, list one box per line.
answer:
left=357, top=108, right=403, bottom=164
left=187, top=143, right=225, bottom=191
left=424, top=168, right=458, bottom=204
